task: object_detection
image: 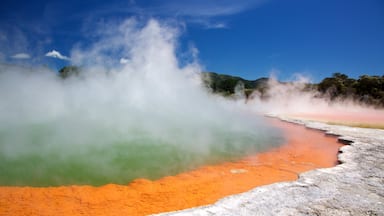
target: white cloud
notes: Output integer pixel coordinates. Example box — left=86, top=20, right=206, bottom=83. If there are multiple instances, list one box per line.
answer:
left=200, top=21, right=228, bottom=29
left=208, top=23, right=227, bottom=29
left=11, top=53, right=31, bottom=59
left=154, top=0, right=266, bottom=29
left=145, top=0, right=266, bottom=17
left=45, top=50, right=70, bottom=61
left=185, top=18, right=229, bottom=29
left=120, top=58, right=129, bottom=64
left=94, top=0, right=266, bottom=29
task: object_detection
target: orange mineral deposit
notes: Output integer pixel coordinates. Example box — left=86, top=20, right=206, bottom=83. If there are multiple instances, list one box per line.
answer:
left=0, top=119, right=343, bottom=216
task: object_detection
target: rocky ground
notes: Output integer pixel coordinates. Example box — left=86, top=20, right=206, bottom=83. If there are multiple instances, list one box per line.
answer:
left=158, top=117, right=384, bottom=216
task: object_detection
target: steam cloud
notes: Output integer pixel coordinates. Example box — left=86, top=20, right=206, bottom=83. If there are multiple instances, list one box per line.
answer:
left=246, top=75, right=384, bottom=124
left=0, top=19, right=283, bottom=186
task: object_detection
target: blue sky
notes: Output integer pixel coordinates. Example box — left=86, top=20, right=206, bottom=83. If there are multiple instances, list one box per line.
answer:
left=0, top=0, right=383, bottom=81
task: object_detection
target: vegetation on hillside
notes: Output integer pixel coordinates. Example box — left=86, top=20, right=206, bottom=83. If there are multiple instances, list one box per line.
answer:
left=201, top=72, right=269, bottom=97
left=317, top=73, right=384, bottom=107
left=58, top=66, right=384, bottom=107
left=201, top=71, right=384, bottom=107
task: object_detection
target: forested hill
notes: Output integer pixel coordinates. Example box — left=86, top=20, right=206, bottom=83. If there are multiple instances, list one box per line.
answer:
left=201, top=72, right=269, bottom=97
left=316, top=73, right=384, bottom=107
left=201, top=71, right=384, bottom=107
left=56, top=66, right=384, bottom=107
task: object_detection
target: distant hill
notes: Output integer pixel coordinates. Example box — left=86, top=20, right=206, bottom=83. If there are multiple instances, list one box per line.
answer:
left=56, top=66, right=384, bottom=107
left=202, top=71, right=384, bottom=107
left=316, top=73, right=384, bottom=107
left=201, top=72, right=269, bottom=97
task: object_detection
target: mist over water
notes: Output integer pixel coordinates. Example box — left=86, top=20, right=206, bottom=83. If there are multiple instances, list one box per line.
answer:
left=0, top=19, right=284, bottom=186
left=247, top=76, right=384, bottom=120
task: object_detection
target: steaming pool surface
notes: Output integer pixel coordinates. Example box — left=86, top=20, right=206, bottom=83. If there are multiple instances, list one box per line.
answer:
left=0, top=118, right=344, bottom=216
left=0, top=120, right=284, bottom=186
left=0, top=20, right=286, bottom=187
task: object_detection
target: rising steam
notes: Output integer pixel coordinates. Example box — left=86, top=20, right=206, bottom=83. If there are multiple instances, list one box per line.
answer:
left=0, top=19, right=283, bottom=186
left=247, top=75, right=384, bottom=126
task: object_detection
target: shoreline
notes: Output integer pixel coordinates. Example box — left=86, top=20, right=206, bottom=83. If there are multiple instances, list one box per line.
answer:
left=158, top=117, right=384, bottom=215
left=0, top=119, right=343, bottom=215
left=283, top=111, right=384, bottom=130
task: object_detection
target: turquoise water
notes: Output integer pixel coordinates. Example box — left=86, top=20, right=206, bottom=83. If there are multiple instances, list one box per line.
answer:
left=0, top=120, right=284, bottom=186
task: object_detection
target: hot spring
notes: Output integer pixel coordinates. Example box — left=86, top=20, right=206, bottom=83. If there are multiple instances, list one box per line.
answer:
left=0, top=19, right=284, bottom=186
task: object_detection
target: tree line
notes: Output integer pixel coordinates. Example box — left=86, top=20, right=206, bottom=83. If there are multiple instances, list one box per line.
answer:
left=58, top=66, right=384, bottom=107
left=202, top=71, right=384, bottom=107
left=317, top=73, right=384, bottom=107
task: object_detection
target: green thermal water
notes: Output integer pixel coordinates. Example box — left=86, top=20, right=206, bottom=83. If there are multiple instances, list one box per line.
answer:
left=0, top=123, right=284, bottom=186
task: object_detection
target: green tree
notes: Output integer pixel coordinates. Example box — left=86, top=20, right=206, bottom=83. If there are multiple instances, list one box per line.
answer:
left=318, top=73, right=354, bottom=99
left=356, top=75, right=382, bottom=97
